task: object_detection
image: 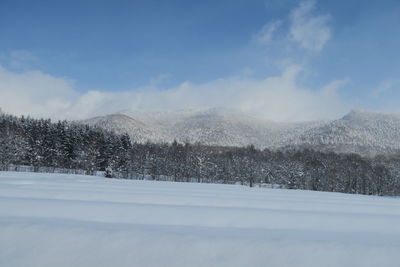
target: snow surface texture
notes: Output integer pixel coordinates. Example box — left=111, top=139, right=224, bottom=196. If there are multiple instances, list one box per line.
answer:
left=0, top=171, right=399, bottom=267
left=83, top=107, right=400, bottom=156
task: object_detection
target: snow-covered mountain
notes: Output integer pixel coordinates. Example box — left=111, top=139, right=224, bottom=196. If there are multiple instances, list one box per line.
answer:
left=82, top=108, right=313, bottom=148
left=82, top=108, right=400, bottom=156
left=287, top=109, right=400, bottom=156
left=81, top=114, right=163, bottom=143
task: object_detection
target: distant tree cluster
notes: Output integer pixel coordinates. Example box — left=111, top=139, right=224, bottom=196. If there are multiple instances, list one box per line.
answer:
left=1, top=113, right=400, bottom=196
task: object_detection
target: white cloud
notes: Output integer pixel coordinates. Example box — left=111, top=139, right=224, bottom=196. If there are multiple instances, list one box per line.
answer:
left=370, top=79, right=400, bottom=98
left=255, top=1, right=331, bottom=52
left=0, top=66, right=77, bottom=119
left=289, top=0, right=331, bottom=52
left=0, top=65, right=348, bottom=122
left=0, top=50, right=39, bottom=69
left=255, top=20, right=282, bottom=44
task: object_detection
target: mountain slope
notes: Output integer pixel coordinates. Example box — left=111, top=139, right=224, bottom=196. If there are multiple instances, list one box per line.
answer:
left=82, top=108, right=400, bottom=155
left=81, top=114, right=162, bottom=143
left=289, top=109, right=400, bottom=155
left=162, top=108, right=275, bottom=147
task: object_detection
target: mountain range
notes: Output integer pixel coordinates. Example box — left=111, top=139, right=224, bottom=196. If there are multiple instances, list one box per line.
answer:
left=82, top=108, right=400, bottom=156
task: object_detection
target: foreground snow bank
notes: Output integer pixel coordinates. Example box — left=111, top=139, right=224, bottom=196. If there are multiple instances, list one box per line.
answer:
left=0, top=172, right=399, bottom=267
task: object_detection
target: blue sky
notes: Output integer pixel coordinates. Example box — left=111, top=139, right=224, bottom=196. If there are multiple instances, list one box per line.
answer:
left=0, top=0, right=399, bottom=121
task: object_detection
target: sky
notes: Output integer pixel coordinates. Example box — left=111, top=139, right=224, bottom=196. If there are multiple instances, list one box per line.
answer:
left=0, top=0, right=399, bottom=122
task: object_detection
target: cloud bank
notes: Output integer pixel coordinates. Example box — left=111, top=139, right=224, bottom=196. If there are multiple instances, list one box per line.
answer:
left=0, top=64, right=348, bottom=122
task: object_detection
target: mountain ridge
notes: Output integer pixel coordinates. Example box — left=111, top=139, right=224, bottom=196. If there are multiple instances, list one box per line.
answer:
left=81, top=108, right=400, bottom=156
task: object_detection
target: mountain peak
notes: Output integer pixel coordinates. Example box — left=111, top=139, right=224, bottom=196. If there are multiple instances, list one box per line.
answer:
left=82, top=108, right=400, bottom=156
left=342, top=108, right=400, bottom=122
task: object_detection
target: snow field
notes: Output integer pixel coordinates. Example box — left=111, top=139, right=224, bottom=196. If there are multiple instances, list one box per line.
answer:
left=0, top=171, right=399, bottom=267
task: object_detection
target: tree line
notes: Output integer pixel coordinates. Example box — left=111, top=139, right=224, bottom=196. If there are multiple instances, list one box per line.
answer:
left=1, top=113, right=400, bottom=196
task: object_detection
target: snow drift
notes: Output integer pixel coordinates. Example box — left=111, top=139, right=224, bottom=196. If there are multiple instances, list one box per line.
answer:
left=0, top=171, right=399, bottom=267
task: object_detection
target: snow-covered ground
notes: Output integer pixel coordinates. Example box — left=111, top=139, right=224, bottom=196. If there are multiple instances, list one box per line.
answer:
left=0, top=172, right=399, bottom=267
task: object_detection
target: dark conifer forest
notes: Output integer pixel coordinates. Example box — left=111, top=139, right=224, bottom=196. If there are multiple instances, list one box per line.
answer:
left=1, top=113, right=400, bottom=196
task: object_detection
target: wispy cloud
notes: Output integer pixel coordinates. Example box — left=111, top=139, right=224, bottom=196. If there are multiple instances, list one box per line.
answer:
left=255, top=0, right=331, bottom=52
left=0, top=50, right=39, bottom=69
left=255, top=20, right=282, bottom=44
left=289, top=0, right=331, bottom=52
left=370, top=79, right=400, bottom=98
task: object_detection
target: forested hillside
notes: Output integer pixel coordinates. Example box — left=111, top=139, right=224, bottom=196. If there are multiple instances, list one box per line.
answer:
left=1, top=113, right=400, bottom=196
left=83, top=108, right=400, bottom=156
